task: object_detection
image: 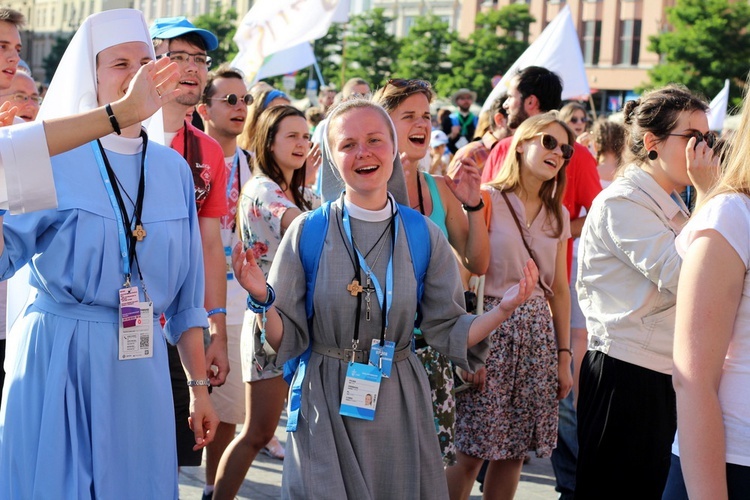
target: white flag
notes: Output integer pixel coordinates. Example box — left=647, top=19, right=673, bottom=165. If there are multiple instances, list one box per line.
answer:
left=255, top=42, right=316, bottom=80
left=708, top=79, right=730, bottom=132
left=482, top=5, right=589, bottom=112
left=232, top=0, right=340, bottom=82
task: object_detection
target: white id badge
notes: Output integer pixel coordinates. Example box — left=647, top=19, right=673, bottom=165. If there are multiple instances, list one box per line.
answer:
left=224, top=245, right=234, bottom=281
left=118, top=301, right=153, bottom=360
left=340, top=362, right=382, bottom=421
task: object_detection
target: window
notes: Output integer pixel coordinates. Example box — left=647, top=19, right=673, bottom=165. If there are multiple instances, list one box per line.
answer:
left=582, top=20, right=601, bottom=65
left=618, top=19, right=641, bottom=66
left=403, top=16, right=415, bottom=36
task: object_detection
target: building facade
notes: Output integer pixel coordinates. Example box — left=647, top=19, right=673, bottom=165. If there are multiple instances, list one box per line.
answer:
left=460, top=0, right=677, bottom=114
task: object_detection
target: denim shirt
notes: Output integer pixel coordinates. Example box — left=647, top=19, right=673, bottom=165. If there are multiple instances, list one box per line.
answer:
left=576, top=164, right=690, bottom=375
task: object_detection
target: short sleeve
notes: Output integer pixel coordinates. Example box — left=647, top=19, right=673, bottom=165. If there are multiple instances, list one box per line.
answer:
left=677, top=193, right=750, bottom=268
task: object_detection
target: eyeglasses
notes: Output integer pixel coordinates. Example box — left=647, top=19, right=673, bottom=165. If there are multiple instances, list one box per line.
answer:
left=534, top=133, right=574, bottom=160
left=157, top=51, right=212, bottom=68
left=668, top=131, right=717, bottom=150
left=569, top=116, right=588, bottom=124
left=208, top=93, right=253, bottom=106
left=384, top=78, right=431, bottom=94
left=0, top=92, right=42, bottom=105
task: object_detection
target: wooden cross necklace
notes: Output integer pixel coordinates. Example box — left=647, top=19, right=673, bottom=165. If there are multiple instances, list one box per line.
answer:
left=338, top=211, right=393, bottom=321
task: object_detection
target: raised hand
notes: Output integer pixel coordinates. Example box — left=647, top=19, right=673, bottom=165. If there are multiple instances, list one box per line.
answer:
left=124, top=57, right=181, bottom=122
left=499, top=259, right=539, bottom=314
left=446, top=156, right=482, bottom=207
left=0, top=101, right=17, bottom=127
left=686, top=135, right=720, bottom=198
left=231, top=241, right=269, bottom=301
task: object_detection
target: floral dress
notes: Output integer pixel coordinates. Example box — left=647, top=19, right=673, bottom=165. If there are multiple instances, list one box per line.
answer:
left=237, top=175, right=320, bottom=381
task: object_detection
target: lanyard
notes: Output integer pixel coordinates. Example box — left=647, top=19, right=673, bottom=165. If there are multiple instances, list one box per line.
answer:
left=91, top=131, right=148, bottom=287
left=227, top=149, right=240, bottom=200
left=341, top=198, right=399, bottom=346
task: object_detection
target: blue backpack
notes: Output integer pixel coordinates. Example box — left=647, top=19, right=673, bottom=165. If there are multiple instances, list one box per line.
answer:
left=284, top=200, right=431, bottom=431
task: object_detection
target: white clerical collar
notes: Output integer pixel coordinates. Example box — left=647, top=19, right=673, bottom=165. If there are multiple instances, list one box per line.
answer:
left=343, top=193, right=396, bottom=222
left=99, top=132, right=144, bottom=154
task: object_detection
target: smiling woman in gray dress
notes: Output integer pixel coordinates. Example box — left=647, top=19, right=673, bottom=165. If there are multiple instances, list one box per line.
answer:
left=231, top=98, right=538, bottom=499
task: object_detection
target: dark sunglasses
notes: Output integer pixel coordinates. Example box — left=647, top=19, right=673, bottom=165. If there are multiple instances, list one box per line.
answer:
left=569, top=116, right=588, bottom=124
left=534, top=133, right=574, bottom=160
left=668, top=130, right=717, bottom=150
left=384, top=78, right=431, bottom=93
left=208, top=93, right=253, bottom=106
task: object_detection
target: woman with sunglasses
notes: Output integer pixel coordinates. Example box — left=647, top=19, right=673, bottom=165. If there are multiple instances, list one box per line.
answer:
left=447, top=112, right=573, bottom=499
left=231, top=97, right=536, bottom=498
left=575, top=85, right=719, bottom=497
left=372, top=78, right=489, bottom=467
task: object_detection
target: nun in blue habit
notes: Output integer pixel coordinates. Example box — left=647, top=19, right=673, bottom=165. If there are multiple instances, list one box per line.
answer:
left=0, top=9, right=217, bottom=499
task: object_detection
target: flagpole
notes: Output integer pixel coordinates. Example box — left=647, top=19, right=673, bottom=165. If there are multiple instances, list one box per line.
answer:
left=340, top=23, right=348, bottom=89
left=588, top=94, right=597, bottom=120
left=313, top=57, right=327, bottom=87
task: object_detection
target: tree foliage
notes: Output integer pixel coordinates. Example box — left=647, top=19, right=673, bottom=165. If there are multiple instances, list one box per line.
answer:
left=647, top=0, right=750, bottom=108
left=192, top=4, right=239, bottom=69
left=393, top=15, right=457, bottom=89
left=43, top=34, right=73, bottom=83
left=436, top=4, right=533, bottom=101
left=342, top=9, right=400, bottom=89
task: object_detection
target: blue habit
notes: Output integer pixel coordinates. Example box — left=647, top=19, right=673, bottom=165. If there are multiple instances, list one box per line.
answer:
left=0, top=135, right=207, bottom=499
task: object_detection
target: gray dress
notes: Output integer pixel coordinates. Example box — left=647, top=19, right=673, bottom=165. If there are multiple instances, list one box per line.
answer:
left=269, top=199, right=479, bottom=499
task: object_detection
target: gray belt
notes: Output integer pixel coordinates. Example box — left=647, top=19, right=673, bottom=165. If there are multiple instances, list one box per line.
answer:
left=312, top=343, right=413, bottom=363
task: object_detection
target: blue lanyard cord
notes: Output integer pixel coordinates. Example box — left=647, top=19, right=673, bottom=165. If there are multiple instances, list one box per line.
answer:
left=341, top=198, right=399, bottom=346
left=90, top=131, right=148, bottom=287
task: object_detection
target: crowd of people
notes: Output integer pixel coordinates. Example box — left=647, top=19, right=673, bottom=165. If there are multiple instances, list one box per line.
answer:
left=0, top=6, right=747, bottom=500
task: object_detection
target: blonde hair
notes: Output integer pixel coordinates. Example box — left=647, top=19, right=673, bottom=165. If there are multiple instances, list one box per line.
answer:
left=699, top=82, right=749, bottom=207
left=488, top=112, right=574, bottom=237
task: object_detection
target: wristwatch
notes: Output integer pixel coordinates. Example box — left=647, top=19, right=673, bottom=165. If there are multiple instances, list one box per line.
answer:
left=462, top=198, right=485, bottom=212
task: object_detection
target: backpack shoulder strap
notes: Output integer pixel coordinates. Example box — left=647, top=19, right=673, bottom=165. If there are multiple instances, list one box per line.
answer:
left=298, top=201, right=331, bottom=318
left=397, top=204, right=431, bottom=320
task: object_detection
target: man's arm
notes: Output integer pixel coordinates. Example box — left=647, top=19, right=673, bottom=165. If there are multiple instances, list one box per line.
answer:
left=199, top=216, right=229, bottom=386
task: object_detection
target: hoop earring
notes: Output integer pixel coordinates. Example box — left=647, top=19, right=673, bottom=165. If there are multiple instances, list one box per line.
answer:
left=551, top=178, right=558, bottom=198
left=648, top=150, right=658, bottom=161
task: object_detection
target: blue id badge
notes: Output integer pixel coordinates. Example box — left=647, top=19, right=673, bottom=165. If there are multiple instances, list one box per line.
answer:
left=340, top=362, right=382, bottom=421
left=369, top=339, right=395, bottom=378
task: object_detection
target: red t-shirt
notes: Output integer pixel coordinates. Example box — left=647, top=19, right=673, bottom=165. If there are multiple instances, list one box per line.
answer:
left=482, top=137, right=601, bottom=280
left=170, top=121, right=228, bottom=218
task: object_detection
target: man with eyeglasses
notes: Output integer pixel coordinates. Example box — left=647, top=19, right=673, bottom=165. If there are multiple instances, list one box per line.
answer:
left=0, top=71, right=41, bottom=122
left=196, top=65, right=253, bottom=500
left=150, top=16, right=231, bottom=475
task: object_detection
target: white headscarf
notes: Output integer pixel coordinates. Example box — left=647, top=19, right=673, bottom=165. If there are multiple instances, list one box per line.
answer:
left=319, top=101, right=408, bottom=206
left=37, top=8, right=164, bottom=142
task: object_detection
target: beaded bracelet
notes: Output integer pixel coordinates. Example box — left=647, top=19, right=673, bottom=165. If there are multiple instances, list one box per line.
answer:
left=247, top=284, right=276, bottom=345
left=207, top=307, right=227, bottom=317
left=246, top=283, right=276, bottom=313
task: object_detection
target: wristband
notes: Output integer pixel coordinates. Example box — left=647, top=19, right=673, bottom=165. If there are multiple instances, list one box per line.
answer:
left=0, top=209, right=6, bottom=216
left=247, top=283, right=276, bottom=313
left=557, top=348, right=573, bottom=357
left=206, top=307, right=227, bottom=317
left=105, top=103, right=121, bottom=135
left=186, top=379, right=210, bottom=387
left=462, top=198, right=485, bottom=212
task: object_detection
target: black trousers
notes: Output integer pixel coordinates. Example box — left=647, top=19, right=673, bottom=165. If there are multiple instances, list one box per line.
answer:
left=574, top=350, right=676, bottom=500
left=169, top=343, right=203, bottom=467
